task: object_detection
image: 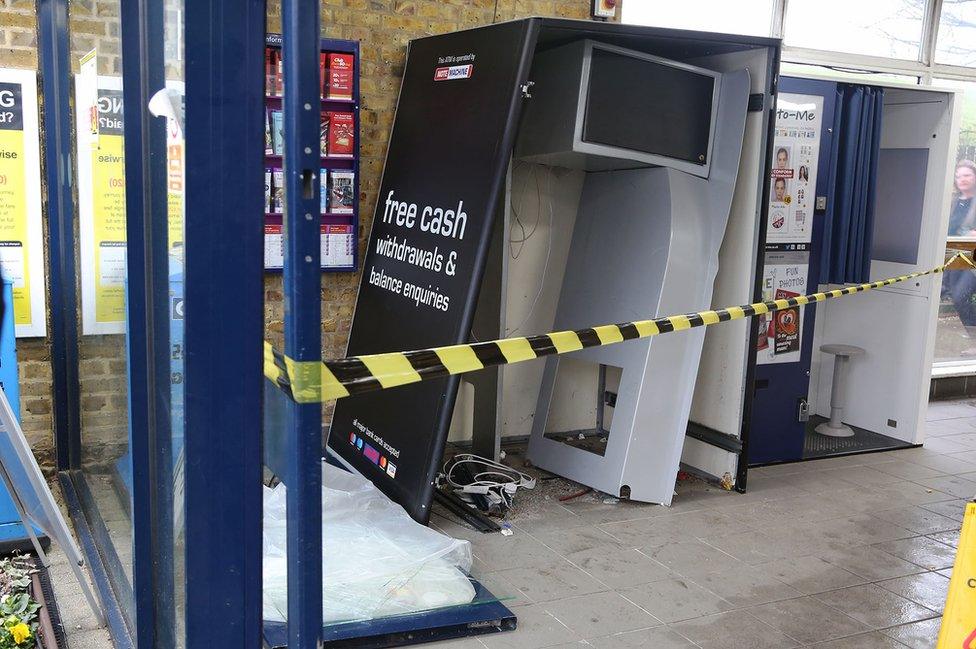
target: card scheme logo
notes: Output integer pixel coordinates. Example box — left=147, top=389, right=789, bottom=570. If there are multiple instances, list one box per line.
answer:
left=434, top=64, right=473, bottom=81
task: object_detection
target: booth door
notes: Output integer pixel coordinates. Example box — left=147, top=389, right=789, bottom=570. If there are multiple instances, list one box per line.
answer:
left=747, top=77, right=836, bottom=465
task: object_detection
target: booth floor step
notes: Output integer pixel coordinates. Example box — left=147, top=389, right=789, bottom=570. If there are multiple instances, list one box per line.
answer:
left=804, top=417, right=914, bottom=458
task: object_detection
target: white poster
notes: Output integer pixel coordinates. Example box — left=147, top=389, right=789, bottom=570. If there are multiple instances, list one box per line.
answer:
left=767, top=93, right=823, bottom=244
left=756, top=250, right=809, bottom=366
left=0, top=68, right=46, bottom=337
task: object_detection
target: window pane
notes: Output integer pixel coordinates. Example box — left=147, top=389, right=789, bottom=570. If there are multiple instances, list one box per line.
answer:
left=779, top=62, right=920, bottom=85
left=784, top=0, right=924, bottom=60
left=936, top=0, right=976, bottom=66
left=934, top=79, right=976, bottom=366
left=621, top=0, right=773, bottom=37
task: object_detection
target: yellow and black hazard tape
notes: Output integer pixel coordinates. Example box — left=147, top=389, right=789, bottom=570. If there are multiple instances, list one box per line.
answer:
left=264, top=252, right=976, bottom=404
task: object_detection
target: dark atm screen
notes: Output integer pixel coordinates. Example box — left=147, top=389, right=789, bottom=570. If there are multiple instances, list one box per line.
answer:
left=583, top=48, right=715, bottom=165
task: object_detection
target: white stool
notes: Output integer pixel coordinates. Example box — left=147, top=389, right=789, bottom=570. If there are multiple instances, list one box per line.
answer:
left=815, top=344, right=865, bottom=438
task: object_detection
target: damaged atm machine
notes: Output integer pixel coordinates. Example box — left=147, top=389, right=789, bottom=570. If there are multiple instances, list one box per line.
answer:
left=329, top=18, right=781, bottom=515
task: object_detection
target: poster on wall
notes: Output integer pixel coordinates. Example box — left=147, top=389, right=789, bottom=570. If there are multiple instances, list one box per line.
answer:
left=0, top=69, right=47, bottom=338
left=756, top=248, right=809, bottom=365
left=766, top=93, right=823, bottom=244
left=76, top=74, right=186, bottom=335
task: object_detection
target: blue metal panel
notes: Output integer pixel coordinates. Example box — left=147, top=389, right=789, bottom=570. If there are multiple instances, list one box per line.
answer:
left=183, top=0, right=266, bottom=647
left=36, top=0, right=81, bottom=472
left=282, top=0, right=325, bottom=645
left=263, top=581, right=518, bottom=649
left=120, top=0, right=175, bottom=642
left=0, top=280, right=44, bottom=549
left=748, top=77, right=838, bottom=465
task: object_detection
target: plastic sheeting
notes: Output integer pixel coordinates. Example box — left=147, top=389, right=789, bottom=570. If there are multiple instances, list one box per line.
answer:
left=263, top=462, right=476, bottom=623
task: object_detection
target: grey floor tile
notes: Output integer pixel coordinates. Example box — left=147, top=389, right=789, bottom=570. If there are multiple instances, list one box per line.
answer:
left=924, top=401, right=976, bottom=421
left=871, top=481, right=960, bottom=506
left=872, top=536, right=958, bottom=571
left=903, top=454, right=976, bottom=477
left=913, top=475, right=976, bottom=499
left=639, top=538, right=742, bottom=580
left=762, top=555, right=867, bottom=595
left=877, top=572, right=951, bottom=613
left=812, top=584, right=937, bottom=630
left=586, top=626, right=697, bottom=648
left=870, top=506, right=961, bottom=535
left=492, top=559, right=608, bottom=604
left=821, top=465, right=902, bottom=488
left=565, top=546, right=672, bottom=589
left=819, top=545, right=927, bottom=581
left=928, top=528, right=961, bottom=548
left=528, top=526, right=625, bottom=556
left=880, top=616, right=942, bottom=649
left=873, top=461, right=944, bottom=482
left=513, top=508, right=589, bottom=535
left=618, top=509, right=748, bottom=547
left=919, top=498, right=970, bottom=520
left=559, top=499, right=671, bottom=526
left=921, top=436, right=975, bottom=454
left=698, top=529, right=795, bottom=565
left=470, top=533, right=563, bottom=571
left=542, top=591, right=661, bottom=639
left=817, top=514, right=916, bottom=545
left=806, top=630, right=913, bottom=648
left=618, top=576, right=734, bottom=623
left=480, top=604, right=579, bottom=649
left=670, top=610, right=799, bottom=649
left=746, top=595, right=871, bottom=644
left=691, top=562, right=802, bottom=608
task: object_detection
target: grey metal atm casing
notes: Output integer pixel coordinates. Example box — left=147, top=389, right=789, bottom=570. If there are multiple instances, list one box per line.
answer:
left=515, top=40, right=751, bottom=503
left=515, top=40, right=721, bottom=177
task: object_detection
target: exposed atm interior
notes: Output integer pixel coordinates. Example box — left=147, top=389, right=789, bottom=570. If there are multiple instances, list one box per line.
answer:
left=445, top=22, right=780, bottom=506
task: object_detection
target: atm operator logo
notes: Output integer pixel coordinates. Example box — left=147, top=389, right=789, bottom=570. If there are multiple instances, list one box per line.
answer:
left=434, top=64, right=474, bottom=81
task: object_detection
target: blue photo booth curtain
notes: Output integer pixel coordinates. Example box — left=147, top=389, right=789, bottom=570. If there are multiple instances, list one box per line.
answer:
left=820, top=84, right=885, bottom=284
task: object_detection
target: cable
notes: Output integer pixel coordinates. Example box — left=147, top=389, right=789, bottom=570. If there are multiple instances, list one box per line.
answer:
left=506, top=164, right=554, bottom=336
left=441, top=453, right=536, bottom=511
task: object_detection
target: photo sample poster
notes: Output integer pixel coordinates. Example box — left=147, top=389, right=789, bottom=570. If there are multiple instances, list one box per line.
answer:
left=767, top=93, right=823, bottom=244
left=757, top=249, right=809, bottom=365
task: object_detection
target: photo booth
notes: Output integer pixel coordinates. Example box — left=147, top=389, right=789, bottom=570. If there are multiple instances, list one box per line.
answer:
left=740, top=76, right=959, bottom=469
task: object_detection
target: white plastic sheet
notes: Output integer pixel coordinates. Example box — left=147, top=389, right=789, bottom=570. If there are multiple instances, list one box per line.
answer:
left=263, top=462, right=476, bottom=623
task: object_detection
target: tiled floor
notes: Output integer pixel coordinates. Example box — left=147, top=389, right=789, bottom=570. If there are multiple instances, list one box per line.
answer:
left=427, top=398, right=976, bottom=649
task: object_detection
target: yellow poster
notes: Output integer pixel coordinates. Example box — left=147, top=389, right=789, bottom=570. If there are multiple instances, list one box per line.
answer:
left=84, top=87, right=127, bottom=330
left=0, top=69, right=45, bottom=338
left=78, top=76, right=184, bottom=334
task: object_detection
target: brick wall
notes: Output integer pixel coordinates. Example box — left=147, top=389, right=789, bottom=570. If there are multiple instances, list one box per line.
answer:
left=2, top=0, right=601, bottom=470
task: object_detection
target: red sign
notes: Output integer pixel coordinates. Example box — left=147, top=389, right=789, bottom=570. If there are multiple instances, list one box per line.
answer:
left=434, top=64, right=474, bottom=81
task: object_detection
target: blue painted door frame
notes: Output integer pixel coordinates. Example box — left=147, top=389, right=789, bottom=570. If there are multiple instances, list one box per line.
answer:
left=183, top=0, right=267, bottom=647
left=38, top=0, right=268, bottom=645
left=281, top=0, right=325, bottom=645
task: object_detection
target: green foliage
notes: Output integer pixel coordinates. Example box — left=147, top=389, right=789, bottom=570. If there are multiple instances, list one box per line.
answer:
left=0, top=557, right=40, bottom=648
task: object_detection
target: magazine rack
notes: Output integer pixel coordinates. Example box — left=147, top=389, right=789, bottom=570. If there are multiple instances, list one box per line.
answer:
left=263, top=34, right=360, bottom=272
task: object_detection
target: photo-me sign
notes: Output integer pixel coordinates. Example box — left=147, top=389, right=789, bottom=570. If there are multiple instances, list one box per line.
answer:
left=328, top=22, right=538, bottom=522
